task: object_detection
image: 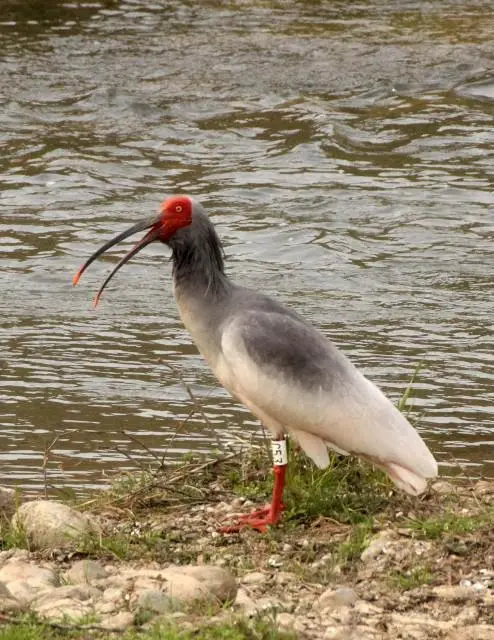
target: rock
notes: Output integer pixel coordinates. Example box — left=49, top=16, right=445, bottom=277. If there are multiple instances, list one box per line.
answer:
left=0, top=597, right=23, bottom=613
left=33, top=584, right=96, bottom=621
left=178, top=565, right=237, bottom=602
left=0, top=559, right=58, bottom=605
left=241, top=571, right=266, bottom=585
left=66, top=559, right=107, bottom=585
left=277, top=612, right=296, bottom=629
left=433, top=585, right=482, bottom=602
left=137, top=589, right=172, bottom=614
left=473, top=481, right=494, bottom=496
left=36, top=598, right=94, bottom=621
left=445, top=625, right=494, bottom=640
left=0, top=549, right=29, bottom=567
left=161, top=574, right=213, bottom=606
left=324, top=625, right=379, bottom=639
left=360, top=530, right=395, bottom=562
left=316, top=587, right=358, bottom=610
left=0, top=582, right=22, bottom=613
left=275, top=571, right=296, bottom=585
left=129, top=566, right=236, bottom=613
left=0, top=581, right=14, bottom=599
left=12, top=501, right=99, bottom=550
left=0, top=487, right=16, bottom=515
left=100, top=611, right=135, bottom=630
left=235, top=588, right=258, bottom=616
left=431, top=480, right=456, bottom=495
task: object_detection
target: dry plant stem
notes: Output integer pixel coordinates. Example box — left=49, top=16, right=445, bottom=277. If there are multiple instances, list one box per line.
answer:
left=41, top=432, right=63, bottom=499
left=160, top=404, right=197, bottom=466
left=121, top=430, right=162, bottom=465
left=162, top=362, right=232, bottom=453
left=113, top=445, right=148, bottom=471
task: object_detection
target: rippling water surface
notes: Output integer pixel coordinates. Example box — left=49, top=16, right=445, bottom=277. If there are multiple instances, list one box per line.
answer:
left=1, top=0, right=493, bottom=494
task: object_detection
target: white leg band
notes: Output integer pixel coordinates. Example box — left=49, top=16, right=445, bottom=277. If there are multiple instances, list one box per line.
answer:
left=271, top=439, right=288, bottom=466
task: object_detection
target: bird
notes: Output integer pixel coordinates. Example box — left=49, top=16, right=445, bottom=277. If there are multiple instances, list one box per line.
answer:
left=73, top=195, right=438, bottom=532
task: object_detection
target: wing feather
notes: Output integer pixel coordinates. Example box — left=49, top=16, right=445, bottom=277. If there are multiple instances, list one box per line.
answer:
left=219, top=310, right=437, bottom=486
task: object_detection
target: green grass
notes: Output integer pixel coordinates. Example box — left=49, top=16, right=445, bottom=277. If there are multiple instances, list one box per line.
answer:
left=405, top=511, right=490, bottom=540
left=0, top=616, right=295, bottom=640
left=0, top=516, right=30, bottom=552
left=388, top=565, right=433, bottom=591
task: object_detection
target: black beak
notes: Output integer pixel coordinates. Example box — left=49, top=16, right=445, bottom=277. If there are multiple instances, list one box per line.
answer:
left=73, top=214, right=161, bottom=307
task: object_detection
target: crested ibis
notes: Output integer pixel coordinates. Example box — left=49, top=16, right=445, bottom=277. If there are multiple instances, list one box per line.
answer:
left=73, top=195, right=438, bottom=532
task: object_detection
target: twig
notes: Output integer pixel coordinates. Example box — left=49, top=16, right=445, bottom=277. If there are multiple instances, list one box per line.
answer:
left=41, top=432, right=65, bottom=499
left=121, top=431, right=162, bottom=465
left=113, top=446, right=148, bottom=471
left=160, top=404, right=197, bottom=467
left=162, top=362, right=233, bottom=453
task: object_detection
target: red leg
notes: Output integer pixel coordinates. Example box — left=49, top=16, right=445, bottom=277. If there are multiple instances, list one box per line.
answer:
left=219, top=463, right=287, bottom=533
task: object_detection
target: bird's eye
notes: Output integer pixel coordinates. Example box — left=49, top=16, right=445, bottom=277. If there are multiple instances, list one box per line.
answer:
left=176, top=205, right=183, bottom=213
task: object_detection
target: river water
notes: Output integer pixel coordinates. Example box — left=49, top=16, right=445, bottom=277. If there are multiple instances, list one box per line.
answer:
left=1, top=0, right=493, bottom=495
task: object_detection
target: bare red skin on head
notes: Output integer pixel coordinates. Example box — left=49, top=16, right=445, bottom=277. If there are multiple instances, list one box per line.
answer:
left=158, top=195, right=193, bottom=240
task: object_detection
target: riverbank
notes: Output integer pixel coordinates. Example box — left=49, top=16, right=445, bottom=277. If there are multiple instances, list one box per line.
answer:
left=0, top=447, right=493, bottom=639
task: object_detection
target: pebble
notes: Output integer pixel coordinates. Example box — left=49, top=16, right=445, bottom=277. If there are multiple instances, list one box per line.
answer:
left=66, top=559, right=107, bottom=585
left=0, top=559, right=58, bottom=605
left=277, top=612, right=296, bottom=629
left=433, top=585, right=482, bottom=602
left=360, top=530, right=395, bottom=562
left=137, top=589, right=172, bottom=614
left=242, top=571, right=266, bottom=585
left=100, top=611, right=135, bottom=630
left=316, top=587, right=358, bottom=610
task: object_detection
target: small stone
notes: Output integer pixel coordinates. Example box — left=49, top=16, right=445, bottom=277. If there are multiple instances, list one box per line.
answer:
left=242, top=571, right=266, bottom=585
left=235, top=588, right=258, bottom=616
left=0, top=598, right=23, bottom=613
left=354, top=601, right=383, bottom=617
left=37, top=599, right=94, bottom=621
left=473, top=480, right=494, bottom=496
left=360, top=530, right=395, bottom=562
left=137, top=589, right=172, bottom=614
left=12, top=501, right=99, bottom=550
left=433, top=585, right=481, bottom=602
left=317, top=587, right=358, bottom=610
left=445, top=625, right=494, bottom=640
left=100, top=611, right=134, bottom=630
left=0, top=560, right=58, bottom=605
left=176, top=565, right=237, bottom=602
left=275, top=571, right=296, bottom=585
left=0, top=581, right=14, bottom=599
left=431, top=480, right=456, bottom=495
left=33, top=585, right=94, bottom=612
left=277, top=612, right=296, bottom=629
left=66, top=559, right=107, bottom=585
left=102, top=586, right=125, bottom=602
left=268, top=555, right=283, bottom=568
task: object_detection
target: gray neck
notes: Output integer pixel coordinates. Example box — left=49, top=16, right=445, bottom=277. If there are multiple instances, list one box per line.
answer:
left=169, top=215, right=230, bottom=299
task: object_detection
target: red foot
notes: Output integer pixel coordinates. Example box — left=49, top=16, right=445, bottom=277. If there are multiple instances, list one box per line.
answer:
left=219, top=503, right=284, bottom=534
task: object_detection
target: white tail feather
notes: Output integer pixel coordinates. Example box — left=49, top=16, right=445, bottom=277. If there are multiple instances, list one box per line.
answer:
left=289, top=430, right=329, bottom=469
left=375, top=461, right=428, bottom=496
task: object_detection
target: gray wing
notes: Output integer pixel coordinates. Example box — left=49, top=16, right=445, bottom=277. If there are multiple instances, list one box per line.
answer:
left=230, top=309, right=352, bottom=395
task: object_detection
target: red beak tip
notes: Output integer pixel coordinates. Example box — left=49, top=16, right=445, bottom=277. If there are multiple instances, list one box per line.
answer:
left=72, top=273, right=80, bottom=286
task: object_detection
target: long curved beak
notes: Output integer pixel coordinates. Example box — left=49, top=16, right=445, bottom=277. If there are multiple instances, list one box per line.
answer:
left=73, top=214, right=162, bottom=307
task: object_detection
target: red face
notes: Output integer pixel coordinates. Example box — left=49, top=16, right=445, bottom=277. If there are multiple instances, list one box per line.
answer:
left=73, top=193, right=195, bottom=306
left=157, top=195, right=193, bottom=241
